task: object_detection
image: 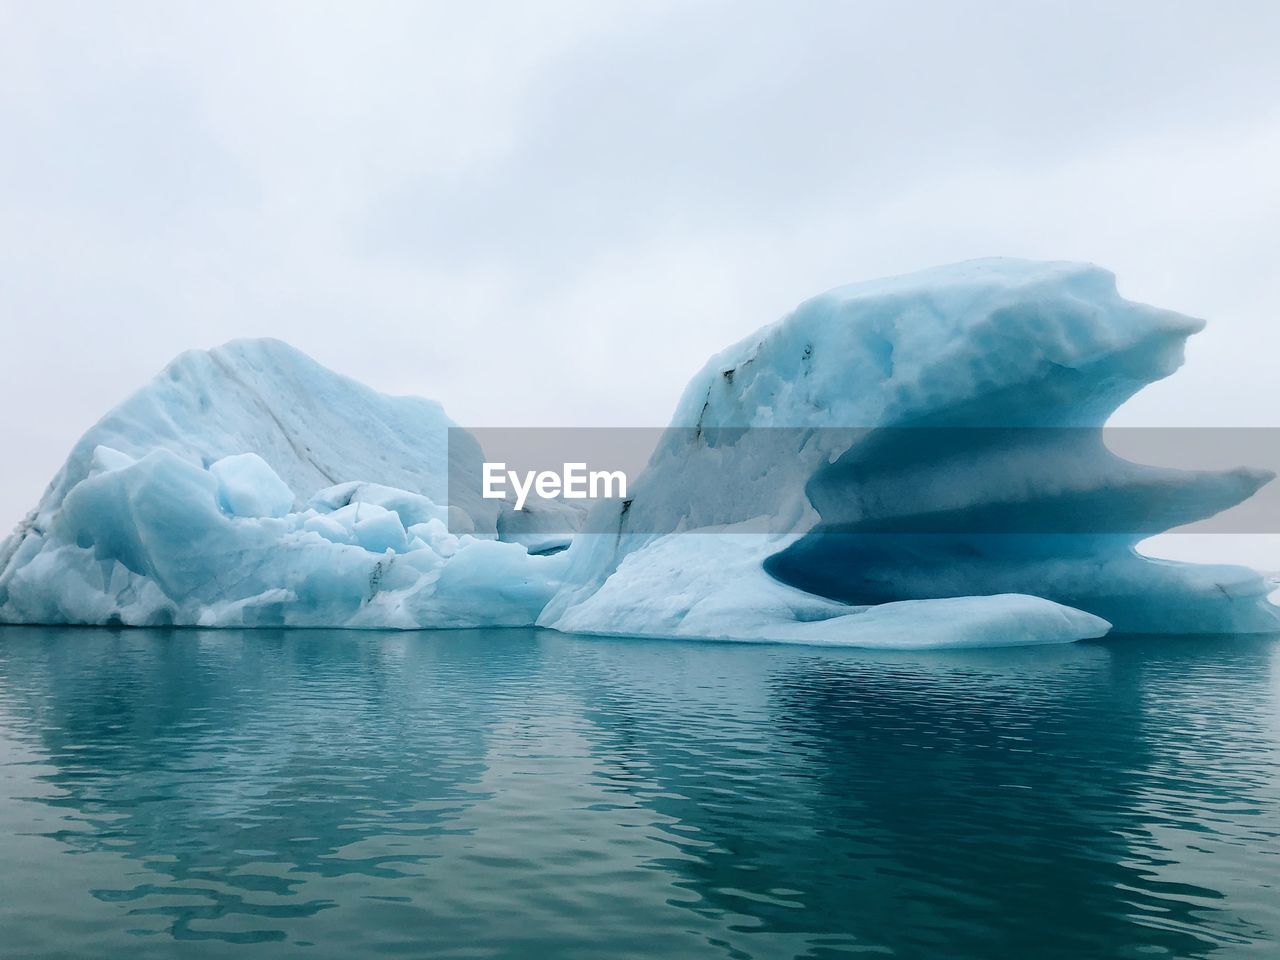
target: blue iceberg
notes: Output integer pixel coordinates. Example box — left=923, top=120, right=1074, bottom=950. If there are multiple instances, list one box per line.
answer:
left=540, top=259, right=1278, bottom=644
left=0, top=340, right=562, bottom=629
left=2, top=259, right=1275, bottom=646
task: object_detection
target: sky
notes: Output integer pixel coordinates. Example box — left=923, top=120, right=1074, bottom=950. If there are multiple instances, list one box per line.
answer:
left=2, top=0, right=1279, bottom=559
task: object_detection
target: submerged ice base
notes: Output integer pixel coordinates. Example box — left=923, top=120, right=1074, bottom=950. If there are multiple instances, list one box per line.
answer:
left=2, top=259, right=1276, bottom=645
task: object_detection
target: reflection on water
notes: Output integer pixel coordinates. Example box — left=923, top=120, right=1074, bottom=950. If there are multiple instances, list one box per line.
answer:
left=0, top=627, right=1277, bottom=959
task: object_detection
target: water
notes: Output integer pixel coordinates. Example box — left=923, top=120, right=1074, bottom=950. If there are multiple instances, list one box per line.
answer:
left=0, top=627, right=1276, bottom=959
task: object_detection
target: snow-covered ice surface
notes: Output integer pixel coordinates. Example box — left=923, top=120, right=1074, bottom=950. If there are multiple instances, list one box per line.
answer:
left=2, top=259, right=1275, bottom=645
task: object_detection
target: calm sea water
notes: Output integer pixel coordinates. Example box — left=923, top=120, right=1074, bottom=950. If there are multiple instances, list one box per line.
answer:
left=0, top=626, right=1277, bottom=959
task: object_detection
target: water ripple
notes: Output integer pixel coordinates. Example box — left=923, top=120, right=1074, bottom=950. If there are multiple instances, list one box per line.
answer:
left=0, top=626, right=1277, bottom=958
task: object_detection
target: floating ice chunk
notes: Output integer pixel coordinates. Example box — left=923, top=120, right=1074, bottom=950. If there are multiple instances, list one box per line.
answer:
left=0, top=337, right=560, bottom=630
left=545, top=258, right=1280, bottom=637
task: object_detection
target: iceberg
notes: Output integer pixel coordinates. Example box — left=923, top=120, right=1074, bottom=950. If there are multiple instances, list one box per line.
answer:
left=1, top=259, right=1275, bottom=645
left=538, top=258, right=1279, bottom=641
left=0, top=340, right=563, bottom=629
left=5, top=337, right=503, bottom=536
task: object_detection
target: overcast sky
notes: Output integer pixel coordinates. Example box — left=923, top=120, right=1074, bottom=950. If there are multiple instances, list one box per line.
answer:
left=2, top=1, right=1279, bottom=555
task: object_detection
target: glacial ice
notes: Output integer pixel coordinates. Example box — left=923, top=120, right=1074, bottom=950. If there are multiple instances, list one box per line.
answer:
left=538, top=258, right=1279, bottom=640
left=211, top=453, right=296, bottom=519
left=0, top=444, right=563, bottom=628
left=0, top=340, right=562, bottom=629
left=1, top=259, right=1275, bottom=645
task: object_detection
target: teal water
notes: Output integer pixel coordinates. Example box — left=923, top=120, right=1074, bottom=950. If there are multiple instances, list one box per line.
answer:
left=0, top=627, right=1277, bottom=959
